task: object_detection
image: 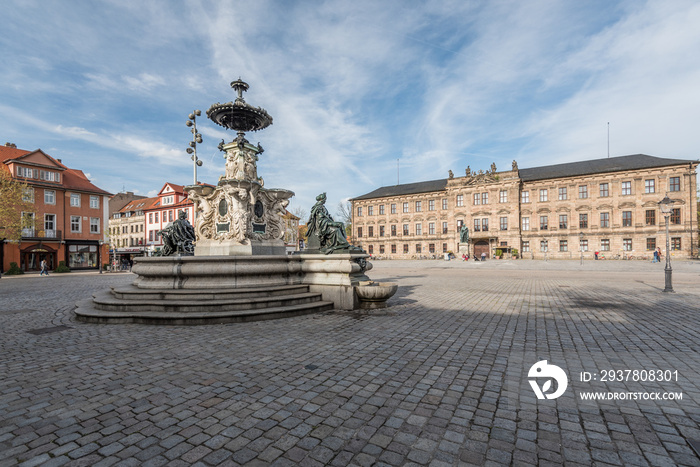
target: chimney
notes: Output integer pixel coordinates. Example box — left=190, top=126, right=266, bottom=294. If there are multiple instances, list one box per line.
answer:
left=57, top=159, right=62, bottom=163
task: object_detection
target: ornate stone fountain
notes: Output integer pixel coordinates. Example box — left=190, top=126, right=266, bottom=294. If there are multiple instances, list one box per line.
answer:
left=186, top=79, right=294, bottom=256
left=73, top=80, right=394, bottom=325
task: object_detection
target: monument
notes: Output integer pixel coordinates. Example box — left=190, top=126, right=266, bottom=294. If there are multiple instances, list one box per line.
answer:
left=74, top=79, right=395, bottom=324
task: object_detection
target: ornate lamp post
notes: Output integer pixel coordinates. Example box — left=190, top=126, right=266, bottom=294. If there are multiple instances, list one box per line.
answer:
left=579, top=232, right=584, bottom=265
left=186, top=110, right=203, bottom=185
left=658, top=195, right=675, bottom=292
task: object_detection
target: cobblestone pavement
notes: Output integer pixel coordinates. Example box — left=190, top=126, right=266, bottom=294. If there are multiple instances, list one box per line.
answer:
left=1, top=260, right=699, bottom=466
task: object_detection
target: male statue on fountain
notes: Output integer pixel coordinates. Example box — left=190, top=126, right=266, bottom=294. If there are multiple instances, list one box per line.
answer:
left=156, top=210, right=196, bottom=256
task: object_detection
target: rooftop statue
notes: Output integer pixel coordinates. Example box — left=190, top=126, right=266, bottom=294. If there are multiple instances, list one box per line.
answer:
left=306, top=193, right=363, bottom=254
left=156, top=210, right=196, bottom=256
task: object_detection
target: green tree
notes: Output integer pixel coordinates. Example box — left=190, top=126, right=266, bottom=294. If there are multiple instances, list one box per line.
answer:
left=0, top=169, right=36, bottom=241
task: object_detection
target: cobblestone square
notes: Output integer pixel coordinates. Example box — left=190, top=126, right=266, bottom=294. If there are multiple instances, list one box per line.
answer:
left=1, top=259, right=699, bottom=466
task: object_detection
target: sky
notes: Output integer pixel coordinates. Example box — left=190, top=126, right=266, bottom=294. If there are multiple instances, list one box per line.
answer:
left=2, top=0, right=700, bottom=218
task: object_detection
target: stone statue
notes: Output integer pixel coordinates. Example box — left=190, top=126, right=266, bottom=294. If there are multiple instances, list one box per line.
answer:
left=459, top=224, right=469, bottom=243
left=156, top=210, right=196, bottom=256
left=491, top=162, right=497, bottom=173
left=466, top=166, right=471, bottom=176
left=512, top=160, right=518, bottom=171
left=306, top=193, right=361, bottom=254
left=448, top=170, right=454, bottom=179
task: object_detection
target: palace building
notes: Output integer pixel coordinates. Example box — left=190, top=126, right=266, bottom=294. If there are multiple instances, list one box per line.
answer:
left=351, top=154, right=698, bottom=260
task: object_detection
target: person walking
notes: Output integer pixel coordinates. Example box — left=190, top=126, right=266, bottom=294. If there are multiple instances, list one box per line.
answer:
left=40, top=259, right=49, bottom=276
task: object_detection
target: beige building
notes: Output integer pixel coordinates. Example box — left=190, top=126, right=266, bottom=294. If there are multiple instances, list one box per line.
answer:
left=351, top=154, right=698, bottom=260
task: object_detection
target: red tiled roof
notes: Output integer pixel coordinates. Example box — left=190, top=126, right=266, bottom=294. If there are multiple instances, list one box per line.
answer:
left=119, top=196, right=160, bottom=213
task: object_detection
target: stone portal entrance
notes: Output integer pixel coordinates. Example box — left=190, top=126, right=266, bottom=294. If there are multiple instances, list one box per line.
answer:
left=474, top=241, right=489, bottom=259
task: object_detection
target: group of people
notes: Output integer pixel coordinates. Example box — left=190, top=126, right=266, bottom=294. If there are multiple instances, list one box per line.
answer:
left=652, top=247, right=663, bottom=263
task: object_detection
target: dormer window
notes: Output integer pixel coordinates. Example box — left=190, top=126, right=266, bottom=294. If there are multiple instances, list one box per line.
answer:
left=163, top=195, right=174, bottom=205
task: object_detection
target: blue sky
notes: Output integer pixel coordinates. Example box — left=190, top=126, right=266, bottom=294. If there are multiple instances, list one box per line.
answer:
left=2, top=0, right=699, bottom=217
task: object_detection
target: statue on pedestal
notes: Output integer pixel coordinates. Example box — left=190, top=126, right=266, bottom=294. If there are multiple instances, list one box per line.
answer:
left=306, top=193, right=362, bottom=254
left=459, top=224, right=470, bottom=244
left=156, top=211, right=196, bottom=256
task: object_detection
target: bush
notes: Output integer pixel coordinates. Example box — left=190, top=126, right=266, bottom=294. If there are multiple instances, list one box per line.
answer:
left=5, top=262, right=23, bottom=275
left=54, top=261, right=71, bottom=273
left=495, top=249, right=503, bottom=257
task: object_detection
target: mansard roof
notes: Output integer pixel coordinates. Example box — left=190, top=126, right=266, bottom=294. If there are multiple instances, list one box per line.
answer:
left=519, top=154, right=696, bottom=182
left=353, top=154, right=697, bottom=200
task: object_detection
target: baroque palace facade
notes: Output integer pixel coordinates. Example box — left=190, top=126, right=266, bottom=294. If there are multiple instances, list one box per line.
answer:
left=351, top=154, right=698, bottom=260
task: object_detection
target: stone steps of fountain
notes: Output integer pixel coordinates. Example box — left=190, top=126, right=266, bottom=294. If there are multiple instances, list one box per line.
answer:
left=110, top=284, right=311, bottom=301
left=74, top=286, right=334, bottom=324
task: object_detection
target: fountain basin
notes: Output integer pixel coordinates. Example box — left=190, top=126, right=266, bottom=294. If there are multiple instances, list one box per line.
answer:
left=355, top=281, right=398, bottom=309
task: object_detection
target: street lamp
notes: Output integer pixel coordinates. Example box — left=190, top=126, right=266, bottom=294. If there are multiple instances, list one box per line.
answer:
left=658, top=195, right=675, bottom=293
left=579, top=232, right=584, bottom=265
left=186, top=110, right=203, bottom=185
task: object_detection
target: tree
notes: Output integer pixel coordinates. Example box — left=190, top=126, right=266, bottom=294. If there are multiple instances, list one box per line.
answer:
left=0, top=169, right=35, bottom=242
left=290, top=206, right=308, bottom=225
left=336, top=200, right=352, bottom=238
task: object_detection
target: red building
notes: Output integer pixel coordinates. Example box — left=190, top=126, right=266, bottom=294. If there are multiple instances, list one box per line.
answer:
left=0, top=144, right=111, bottom=272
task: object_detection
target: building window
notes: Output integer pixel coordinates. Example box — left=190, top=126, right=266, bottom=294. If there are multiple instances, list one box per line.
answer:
left=149, top=230, right=154, bottom=242
left=70, top=193, right=81, bottom=207
left=646, top=238, right=656, bottom=251
left=357, top=227, right=363, bottom=238
left=149, top=213, right=153, bottom=223
left=600, top=212, right=609, bottom=228
left=645, top=179, right=655, bottom=193
left=368, top=206, right=374, bottom=216
left=601, top=239, right=610, bottom=251
left=443, top=243, right=448, bottom=253
left=416, top=244, right=421, bottom=253
left=44, top=214, right=55, bottom=234
left=391, top=244, right=397, bottom=254
left=580, top=239, right=588, bottom=252
left=403, top=202, right=409, bottom=213
left=357, top=207, right=363, bottom=216
left=390, top=203, right=396, bottom=214
left=599, top=183, right=609, bottom=197
left=539, top=189, right=548, bottom=202
left=645, top=210, right=656, bottom=226
left=155, top=212, right=159, bottom=223
left=482, top=219, right=489, bottom=231
left=428, top=200, right=435, bottom=211
left=473, top=193, right=480, bottom=205
left=579, top=185, right=588, bottom=199
left=368, top=245, right=373, bottom=254
left=500, top=190, right=507, bottom=203
left=540, top=216, right=548, bottom=230
left=429, top=243, right=435, bottom=253
left=415, top=223, right=422, bottom=235
left=559, top=240, right=568, bottom=252
left=44, top=190, right=55, bottom=205
left=379, top=225, right=385, bottom=237
left=168, top=210, right=173, bottom=222
left=558, top=187, right=567, bottom=200
left=368, top=226, right=374, bottom=237
left=579, top=213, right=588, bottom=228
left=442, top=222, right=448, bottom=234
left=403, top=244, right=409, bottom=253
left=481, top=193, right=488, bottom=204
left=623, top=238, right=632, bottom=251
left=522, top=217, right=530, bottom=231
left=669, top=176, right=680, bottom=192
left=671, top=237, right=681, bottom=251
left=540, top=241, right=548, bottom=252
left=621, top=181, right=632, bottom=196
left=428, top=223, right=435, bottom=235
left=379, top=205, right=385, bottom=215
left=500, top=217, right=508, bottom=231
left=456, top=195, right=463, bottom=207
left=622, top=211, right=632, bottom=227
left=559, top=214, right=568, bottom=229
left=415, top=201, right=421, bottom=212
left=670, top=208, right=681, bottom=225
left=391, top=225, right=396, bottom=236
left=442, top=199, right=448, bottom=210
left=90, top=195, right=99, bottom=209
left=71, top=215, right=81, bottom=233
left=379, top=245, right=385, bottom=254
left=522, top=241, right=530, bottom=252
left=403, top=224, right=409, bottom=235
left=474, top=219, right=481, bottom=232
left=522, top=191, right=530, bottom=203
left=90, top=217, right=100, bottom=234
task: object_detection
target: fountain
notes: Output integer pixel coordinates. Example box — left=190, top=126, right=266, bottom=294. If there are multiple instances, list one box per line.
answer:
left=74, top=80, right=392, bottom=325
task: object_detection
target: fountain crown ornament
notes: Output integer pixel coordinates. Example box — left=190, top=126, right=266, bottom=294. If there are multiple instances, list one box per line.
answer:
left=206, top=78, right=273, bottom=138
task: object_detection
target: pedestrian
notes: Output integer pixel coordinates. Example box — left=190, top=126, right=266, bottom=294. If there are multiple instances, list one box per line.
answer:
left=481, top=252, right=486, bottom=261
left=40, top=259, right=49, bottom=276
left=656, top=247, right=662, bottom=263
left=594, top=250, right=599, bottom=260
left=652, top=248, right=658, bottom=263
